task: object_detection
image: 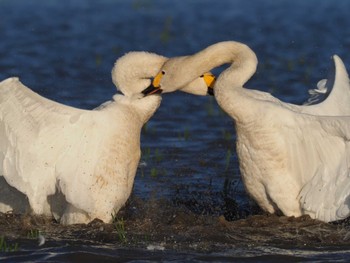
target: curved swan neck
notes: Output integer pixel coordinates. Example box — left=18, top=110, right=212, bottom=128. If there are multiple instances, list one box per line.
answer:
left=187, top=41, right=258, bottom=123
left=112, top=52, right=168, bottom=97
left=184, top=41, right=258, bottom=87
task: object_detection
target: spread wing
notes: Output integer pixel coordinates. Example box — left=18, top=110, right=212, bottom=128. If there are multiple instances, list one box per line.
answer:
left=0, top=77, right=99, bottom=197
left=301, top=55, right=350, bottom=115
left=296, top=114, right=350, bottom=222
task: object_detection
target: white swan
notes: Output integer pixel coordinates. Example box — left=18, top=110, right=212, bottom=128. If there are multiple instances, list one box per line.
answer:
left=0, top=51, right=212, bottom=225
left=148, top=41, right=350, bottom=222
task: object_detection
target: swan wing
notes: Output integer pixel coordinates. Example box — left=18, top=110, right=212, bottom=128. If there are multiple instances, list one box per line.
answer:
left=0, top=77, right=92, bottom=195
left=245, top=89, right=283, bottom=103
left=304, top=56, right=336, bottom=105
left=0, top=78, right=140, bottom=216
left=303, top=55, right=350, bottom=115
left=297, top=115, right=350, bottom=222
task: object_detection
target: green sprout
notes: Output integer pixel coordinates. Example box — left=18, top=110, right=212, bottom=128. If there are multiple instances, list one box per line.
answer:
left=114, top=217, right=127, bottom=243
left=154, top=148, right=163, bottom=163
left=0, top=236, right=19, bottom=252
left=150, top=167, right=158, bottom=178
left=27, top=229, right=40, bottom=239
left=225, top=149, right=232, bottom=171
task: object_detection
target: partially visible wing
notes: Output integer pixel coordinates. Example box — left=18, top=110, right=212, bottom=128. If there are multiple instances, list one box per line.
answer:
left=246, top=55, right=350, bottom=116
left=301, top=55, right=350, bottom=115
left=296, top=115, right=350, bottom=222
left=304, top=55, right=336, bottom=106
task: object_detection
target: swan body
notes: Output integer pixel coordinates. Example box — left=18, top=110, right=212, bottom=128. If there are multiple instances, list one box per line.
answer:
left=0, top=77, right=159, bottom=225
left=154, top=41, right=350, bottom=222
left=0, top=51, right=211, bottom=224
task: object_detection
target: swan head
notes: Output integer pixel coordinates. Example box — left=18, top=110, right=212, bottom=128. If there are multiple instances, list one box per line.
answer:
left=142, top=56, right=216, bottom=96
left=112, top=51, right=215, bottom=98
left=112, top=51, right=168, bottom=99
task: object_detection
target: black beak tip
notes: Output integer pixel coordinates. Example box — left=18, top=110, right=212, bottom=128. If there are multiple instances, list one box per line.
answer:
left=207, top=87, right=214, bottom=96
left=142, top=84, right=163, bottom=96
left=142, top=85, right=155, bottom=95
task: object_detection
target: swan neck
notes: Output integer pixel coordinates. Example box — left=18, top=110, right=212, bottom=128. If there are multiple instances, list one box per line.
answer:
left=197, top=42, right=258, bottom=122
left=185, top=41, right=258, bottom=87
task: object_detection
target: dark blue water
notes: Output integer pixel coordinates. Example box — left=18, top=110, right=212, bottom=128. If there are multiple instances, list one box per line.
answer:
left=1, top=0, right=350, bottom=261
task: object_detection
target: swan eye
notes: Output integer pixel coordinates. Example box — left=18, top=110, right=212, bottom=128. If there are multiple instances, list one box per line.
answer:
left=161, top=70, right=165, bottom=75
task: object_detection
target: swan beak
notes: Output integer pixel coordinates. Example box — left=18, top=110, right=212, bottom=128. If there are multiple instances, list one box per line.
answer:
left=142, top=71, right=163, bottom=96
left=142, top=84, right=162, bottom=96
left=202, top=72, right=216, bottom=96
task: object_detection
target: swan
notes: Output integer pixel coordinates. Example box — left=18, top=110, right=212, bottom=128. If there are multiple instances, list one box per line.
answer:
left=146, top=41, right=350, bottom=222
left=0, top=51, right=213, bottom=225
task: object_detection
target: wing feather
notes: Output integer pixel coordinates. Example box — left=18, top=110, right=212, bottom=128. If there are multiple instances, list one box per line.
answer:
left=302, top=55, right=350, bottom=115
left=0, top=77, right=90, bottom=197
left=296, top=115, right=350, bottom=221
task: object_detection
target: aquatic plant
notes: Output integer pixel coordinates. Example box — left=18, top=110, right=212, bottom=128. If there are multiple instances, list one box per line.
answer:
left=178, top=127, right=191, bottom=141
left=95, top=54, right=102, bottom=66
left=206, top=96, right=227, bottom=117
left=27, top=229, right=45, bottom=246
left=27, top=229, right=40, bottom=239
left=140, top=167, right=145, bottom=177
left=148, top=167, right=167, bottom=178
left=205, top=96, right=215, bottom=117
left=113, top=216, right=127, bottom=243
left=139, top=147, right=167, bottom=178
left=142, top=123, right=148, bottom=133
left=160, top=16, right=173, bottom=44
left=222, top=129, right=232, bottom=142
left=286, top=59, right=295, bottom=72
left=225, top=149, right=232, bottom=171
left=131, top=0, right=153, bottom=10
left=184, top=128, right=190, bottom=140
left=154, top=148, right=163, bottom=163
left=150, top=167, right=158, bottom=178
left=141, top=147, right=163, bottom=163
left=142, top=147, right=151, bottom=161
left=0, top=236, right=19, bottom=252
left=142, top=123, right=156, bottom=135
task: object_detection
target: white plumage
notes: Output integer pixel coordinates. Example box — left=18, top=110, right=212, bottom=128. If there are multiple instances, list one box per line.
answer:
left=152, top=41, right=350, bottom=222
left=0, top=51, right=211, bottom=224
left=0, top=76, right=160, bottom=225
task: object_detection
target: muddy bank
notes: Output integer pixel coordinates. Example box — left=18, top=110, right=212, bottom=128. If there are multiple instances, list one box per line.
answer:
left=1, top=195, right=350, bottom=253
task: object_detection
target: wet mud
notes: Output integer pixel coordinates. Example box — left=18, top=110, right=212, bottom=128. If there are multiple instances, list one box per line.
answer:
left=1, top=195, right=350, bottom=254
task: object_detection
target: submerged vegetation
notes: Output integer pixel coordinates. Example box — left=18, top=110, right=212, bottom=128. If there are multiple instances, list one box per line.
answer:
left=178, top=127, right=191, bottom=141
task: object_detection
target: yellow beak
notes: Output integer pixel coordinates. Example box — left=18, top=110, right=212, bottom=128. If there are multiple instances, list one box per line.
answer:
left=142, top=71, right=164, bottom=96
left=202, top=72, right=216, bottom=89
left=152, top=71, right=164, bottom=88
left=202, top=72, right=216, bottom=95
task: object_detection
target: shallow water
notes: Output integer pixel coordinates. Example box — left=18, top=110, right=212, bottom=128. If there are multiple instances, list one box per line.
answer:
left=4, top=246, right=350, bottom=262
left=1, top=0, right=350, bottom=261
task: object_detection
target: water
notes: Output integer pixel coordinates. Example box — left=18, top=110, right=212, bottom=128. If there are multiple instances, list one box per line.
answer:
left=4, top=245, right=350, bottom=262
left=1, top=0, right=350, bottom=261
